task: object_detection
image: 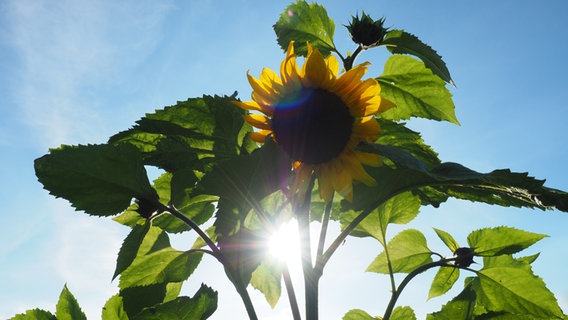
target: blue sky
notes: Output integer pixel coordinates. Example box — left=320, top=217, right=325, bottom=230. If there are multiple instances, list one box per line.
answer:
left=1, top=0, right=567, bottom=319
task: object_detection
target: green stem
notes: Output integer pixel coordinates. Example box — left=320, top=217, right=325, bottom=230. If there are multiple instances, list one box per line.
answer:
left=282, top=266, right=302, bottom=320
left=383, top=260, right=448, bottom=320
left=236, top=284, right=259, bottom=320
left=315, top=196, right=333, bottom=267
left=343, top=45, right=364, bottom=71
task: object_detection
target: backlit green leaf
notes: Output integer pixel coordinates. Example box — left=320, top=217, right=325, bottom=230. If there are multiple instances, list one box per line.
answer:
left=428, top=266, right=460, bottom=300
left=474, top=256, right=564, bottom=318
left=273, top=0, right=336, bottom=56
left=342, top=309, right=377, bottom=320
left=340, top=191, right=420, bottom=245
left=367, top=229, right=432, bottom=274
left=34, top=144, right=157, bottom=216
left=391, top=306, right=417, bottom=320
left=102, top=295, right=128, bottom=320
left=11, top=309, right=56, bottom=320
left=109, top=95, right=252, bottom=171
left=113, top=223, right=151, bottom=280
left=133, top=284, right=217, bottom=320
left=433, top=228, right=460, bottom=253
left=378, top=55, right=458, bottom=124
left=382, top=29, right=454, bottom=85
left=119, top=282, right=182, bottom=318
left=467, top=227, right=547, bottom=257
left=119, top=249, right=202, bottom=289
left=427, top=282, right=476, bottom=320
left=55, top=285, right=86, bottom=320
left=250, top=258, right=283, bottom=308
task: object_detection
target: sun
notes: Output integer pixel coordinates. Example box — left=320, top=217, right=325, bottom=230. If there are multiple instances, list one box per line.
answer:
left=268, top=219, right=301, bottom=263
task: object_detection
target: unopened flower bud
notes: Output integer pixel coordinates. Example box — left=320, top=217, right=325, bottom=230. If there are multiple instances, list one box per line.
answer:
left=346, top=12, right=388, bottom=48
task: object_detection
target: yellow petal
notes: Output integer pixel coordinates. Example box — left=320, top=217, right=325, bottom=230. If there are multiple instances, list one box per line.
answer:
left=243, top=113, right=271, bottom=130
left=249, top=130, right=272, bottom=143
left=378, top=96, right=396, bottom=113
left=303, top=46, right=329, bottom=87
left=355, top=151, right=382, bottom=167
left=232, top=100, right=269, bottom=114
left=351, top=117, right=381, bottom=142
left=316, top=164, right=334, bottom=201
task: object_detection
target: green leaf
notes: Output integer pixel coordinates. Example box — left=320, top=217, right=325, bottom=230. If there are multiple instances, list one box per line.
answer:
left=119, top=249, right=202, bottom=289
left=102, top=295, right=128, bottom=320
left=376, top=119, right=440, bottom=169
left=109, top=95, right=252, bottom=171
left=429, top=266, right=460, bottom=300
left=378, top=55, right=458, bottom=124
left=198, top=139, right=291, bottom=237
left=433, top=228, right=460, bottom=253
left=342, top=309, right=377, bottom=320
left=474, top=256, right=564, bottom=318
left=34, top=143, right=157, bottom=216
left=467, top=227, right=547, bottom=257
left=382, top=29, right=454, bottom=85
left=120, top=282, right=182, bottom=318
left=340, top=191, right=420, bottom=245
left=367, top=229, right=432, bottom=274
left=55, top=285, right=86, bottom=320
left=133, top=284, right=217, bottom=320
left=250, top=258, right=283, bottom=308
left=391, top=306, right=417, bottom=320
left=11, top=309, right=56, bottom=320
left=113, top=223, right=151, bottom=280
left=427, top=282, right=476, bottom=320
left=273, top=0, right=336, bottom=56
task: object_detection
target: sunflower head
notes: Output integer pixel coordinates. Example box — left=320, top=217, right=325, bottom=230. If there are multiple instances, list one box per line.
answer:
left=234, top=41, right=394, bottom=201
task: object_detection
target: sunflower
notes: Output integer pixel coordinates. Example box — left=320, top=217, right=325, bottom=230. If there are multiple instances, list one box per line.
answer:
left=234, top=41, right=394, bottom=202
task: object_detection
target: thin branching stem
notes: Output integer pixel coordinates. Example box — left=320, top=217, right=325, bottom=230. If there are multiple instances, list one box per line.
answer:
left=282, top=265, right=302, bottom=320
left=315, top=195, right=333, bottom=270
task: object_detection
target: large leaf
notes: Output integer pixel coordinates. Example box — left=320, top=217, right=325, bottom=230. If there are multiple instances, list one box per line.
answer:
left=34, top=143, right=157, bottom=216
left=273, top=0, right=336, bottom=56
left=468, top=227, right=547, bottom=257
left=199, top=139, right=291, bottom=237
left=378, top=55, right=458, bottom=124
left=340, top=191, right=420, bottom=245
left=427, top=281, right=476, bottom=320
left=382, top=29, right=454, bottom=85
left=113, top=223, right=151, bottom=280
left=342, top=309, right=377, bottom=320
left=367, top=229, right=432, bottom=274
left=109, top=95, right=252, bottom=172
left=133, top=284, right=217, bottom=320
left=119, top=248, right=202, bottom=289
left=349, top=144, right=568, bottom=215
left=473, top=255, right=564, bottom=319
left=119, top=282, right=182, bottom=318
left=11, top=309, right=56, bottom=320
left=250, top=258, right=283, bottom=308
left=55, top=285, right=86, bottom=320
left=376, top=119, right=440, bottom=169
left=102, top=295, right=128, bottom=320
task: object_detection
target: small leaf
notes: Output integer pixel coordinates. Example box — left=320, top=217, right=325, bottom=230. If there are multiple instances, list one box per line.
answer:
left=433, top=228, right=460, bottom=253
left=55, top=285, right=86, bottom=320
left=119, top=282, right=181, bottom=318
left=428, top=266, right=460, bottom=300
left=11, top=309, right=56, bottom=320
left=474, top=256, right=564, bottom=318
left=119, top=249, right=202, bottom=289
left=467, top=227, right=547, bottom=257
left=113, top=223, right=151, bottom=280
left=342, top=309, right=377, bottom=320
left=378, top=55, right=458, bottom=124
left=219, top=228, right=266, bottom=289
left=250, top=258, right=283, bottom=308
left=133, top=284, right=217, bottom=320
left=391, top=306, right=417, bottom=320
left=34, top=143, right=157, bottom=216
left=273, top=0, right=336, bottom=56
left=102, top=295, right=128, bottom=320
left=382, top=29, right=454, bottom=85
left=367, top=229, right=432, bottom=274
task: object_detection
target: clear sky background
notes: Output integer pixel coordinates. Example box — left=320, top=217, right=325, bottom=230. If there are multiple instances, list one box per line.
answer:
left=1, top=1, right=567, bottom=319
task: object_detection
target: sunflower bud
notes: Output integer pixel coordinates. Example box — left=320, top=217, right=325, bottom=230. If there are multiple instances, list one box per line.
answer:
left=453, top=247, right=475, bottom=267
left=346, top=12, right=388, bottom=48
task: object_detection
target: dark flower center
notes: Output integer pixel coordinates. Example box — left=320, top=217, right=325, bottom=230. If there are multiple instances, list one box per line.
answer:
left=271, top=88, right=353, bottom=165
